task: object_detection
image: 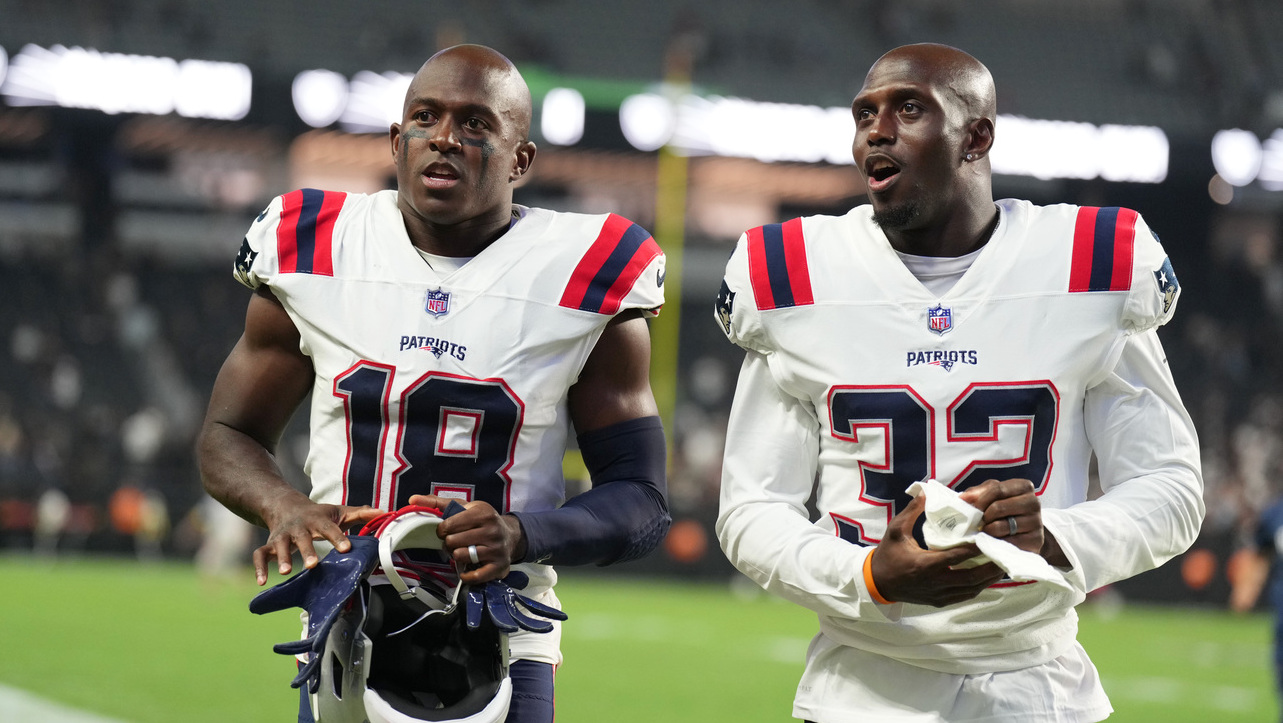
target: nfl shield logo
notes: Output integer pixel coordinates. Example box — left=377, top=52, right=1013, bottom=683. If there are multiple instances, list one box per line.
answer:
left=425, top=289, right=451, bottom=317
left=927, top=304, right=952, bottom=335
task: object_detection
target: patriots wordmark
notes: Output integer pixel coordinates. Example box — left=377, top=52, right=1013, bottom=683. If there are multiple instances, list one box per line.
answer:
left=398, top=334, right=467, bottom=360
left=905, top=349, right=979, bottom=372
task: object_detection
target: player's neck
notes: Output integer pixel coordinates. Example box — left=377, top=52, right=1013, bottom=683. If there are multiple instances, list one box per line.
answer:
left=887, top=201, right=999, bottom=258
left=405, top=204, right=519, bottom=257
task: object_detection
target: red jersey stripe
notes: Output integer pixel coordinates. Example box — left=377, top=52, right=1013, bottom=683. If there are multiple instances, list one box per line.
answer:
left=1109, top=207, right=1138, bottom=292
left=746, top=226, right=775, bottom=310
left=311, top=191, right=346, bottom=277
left=1068, top=206, right=1098, bottom=293
left=277, top=189, right=304, bottom=274
left=780, top=217, right=814, bottom=306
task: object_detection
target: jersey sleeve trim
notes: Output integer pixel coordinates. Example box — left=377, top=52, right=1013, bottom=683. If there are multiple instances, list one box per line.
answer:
left=278, top=188, right=346, bottom=277
left=559, top=213, right=662, bottom=315
left=1069, top=206, right=1137, bottom=293
left=747, top=218, right=814, bottom=310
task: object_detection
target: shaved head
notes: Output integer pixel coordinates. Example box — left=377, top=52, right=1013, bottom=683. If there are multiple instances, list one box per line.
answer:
left=408, top=44, right=533, bottom=140
left=868, top=43, right=996, bottom=124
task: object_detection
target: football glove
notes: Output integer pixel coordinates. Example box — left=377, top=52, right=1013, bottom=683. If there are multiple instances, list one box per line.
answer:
left=434, top=502, right=569, bottom=634
left=464, top=570, right=568, bottom=634
left=247, top=534, right=380, bottom=692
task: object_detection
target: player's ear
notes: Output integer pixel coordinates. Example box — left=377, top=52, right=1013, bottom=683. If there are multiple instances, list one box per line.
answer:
left=389, top=122, right=403, bottom=161
left=963, top=117, right=994, bottom=161
left=510, top=140, right=537, bottom=182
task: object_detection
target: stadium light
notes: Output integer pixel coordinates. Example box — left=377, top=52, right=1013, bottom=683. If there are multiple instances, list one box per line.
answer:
left=174, top=59, right=252, bottom=121
left=671, top=95, right=854, bottom=165
left=0, top=44, right=251, bottom=120
left=541, top=87, right=585, bottom=146
left=992, top=118, right=1095, bottom=180
left=1099, top=124, right=1169, bottom=183
left=1259, top=129, right=1283, bottom=191
left=292, top=69, right=349, bottom=128
left=620, top=93, right=677, bottom=152
left=338, top=70, right=412, bottom=134
left=990, top=116, right=1168, bottom=183
left=1211, top=129, right=1264, bottom=187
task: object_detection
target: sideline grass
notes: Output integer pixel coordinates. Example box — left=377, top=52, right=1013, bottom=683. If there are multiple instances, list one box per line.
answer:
left=0, top=555, right=1273, bottom=722
left=1, top=555, right=298, bottom=722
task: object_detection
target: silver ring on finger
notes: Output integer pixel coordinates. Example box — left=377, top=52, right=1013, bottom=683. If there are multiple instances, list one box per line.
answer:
left=467, top=544, right=480, bottom=565
left=1006, top=516, right=1018, bottom=536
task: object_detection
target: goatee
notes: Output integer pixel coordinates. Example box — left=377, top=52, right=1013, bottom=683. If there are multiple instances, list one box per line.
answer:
left=872, top=202, right=920, bottom=232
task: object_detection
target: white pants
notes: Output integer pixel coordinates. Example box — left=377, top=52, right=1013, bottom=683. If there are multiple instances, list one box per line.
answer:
left=793, top=635, right=1113, bottom=723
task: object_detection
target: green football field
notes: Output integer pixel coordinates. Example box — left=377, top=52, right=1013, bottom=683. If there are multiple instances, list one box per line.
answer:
left=0, top=555, right=1274, bottom=722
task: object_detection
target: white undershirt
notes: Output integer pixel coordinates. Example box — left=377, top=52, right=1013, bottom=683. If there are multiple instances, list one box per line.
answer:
left=412, top=205, right=529, bottom=273
left=895, top=246, right=984, bottom=296
left=414, top=247, right=472, bottom=273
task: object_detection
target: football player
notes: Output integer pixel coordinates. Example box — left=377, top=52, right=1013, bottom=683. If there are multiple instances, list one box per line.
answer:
left=198, top=44, right=671, bottom=723
left=715, top=43, right=1204, bottom=722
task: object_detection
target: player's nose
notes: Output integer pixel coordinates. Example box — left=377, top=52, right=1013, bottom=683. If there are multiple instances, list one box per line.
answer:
left=428, top=118, right=462, bottom=153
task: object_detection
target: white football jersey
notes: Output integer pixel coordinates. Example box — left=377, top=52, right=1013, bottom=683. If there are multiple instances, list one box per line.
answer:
left=716, top=199, right=1203, bottom=678
left=233, top=188, right=665, bottom=618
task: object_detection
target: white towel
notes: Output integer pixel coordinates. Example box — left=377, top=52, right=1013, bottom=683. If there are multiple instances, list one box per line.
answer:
left=906, top=479, right=1070, bottom=590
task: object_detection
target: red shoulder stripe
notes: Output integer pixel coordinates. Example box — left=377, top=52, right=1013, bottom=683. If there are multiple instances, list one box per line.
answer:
left=1109, top=207, right=1138, bottom=292
left=1069, top=206, right=1136, bottom=293
left=276, top=189, right=345, bottom=276
left=277, top=190, right=304, bottom=274
left=311, top=191, right=345, bottom=276
left=782, top=218, right=814, bottom=306
left=560, top=214, right=662, bottom=314
left=746, top=226, right=774, bottom=309
left=747, top=218, right=813, bottom=310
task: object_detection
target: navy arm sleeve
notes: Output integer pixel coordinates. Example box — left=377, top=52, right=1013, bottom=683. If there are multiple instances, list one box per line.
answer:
left=511, top=416, right=670, bottom=566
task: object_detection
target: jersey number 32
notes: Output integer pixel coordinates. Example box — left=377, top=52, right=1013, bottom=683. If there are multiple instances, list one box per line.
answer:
left=829, top=381, right=1058, bottom=545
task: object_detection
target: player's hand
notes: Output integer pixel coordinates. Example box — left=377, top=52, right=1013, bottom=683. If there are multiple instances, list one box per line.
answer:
left=870, top=494, right=1005, bottom=607
left=408, top=494, right=526, bottom=584
left=958, top=478, right=1043, bottom=555
left=254, top=499, right=382, bottom=585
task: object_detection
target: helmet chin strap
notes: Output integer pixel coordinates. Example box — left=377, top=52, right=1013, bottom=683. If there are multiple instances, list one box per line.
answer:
left=375, top=508, right=466, bottom=635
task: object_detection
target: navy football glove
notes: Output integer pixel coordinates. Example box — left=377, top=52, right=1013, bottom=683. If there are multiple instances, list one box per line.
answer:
left=436, top=501, right=568, bottom=634
left=464, top=571, right=568, bottom=634
left=248, top=535, right=380, bottom=692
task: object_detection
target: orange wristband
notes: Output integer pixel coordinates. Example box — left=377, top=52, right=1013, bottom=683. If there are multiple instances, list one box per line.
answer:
left=863, top=548, right=894, bottom=605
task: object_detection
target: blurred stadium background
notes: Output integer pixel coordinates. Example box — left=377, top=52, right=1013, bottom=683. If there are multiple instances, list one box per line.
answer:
left=1, top=0, right=1282, bottom=720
